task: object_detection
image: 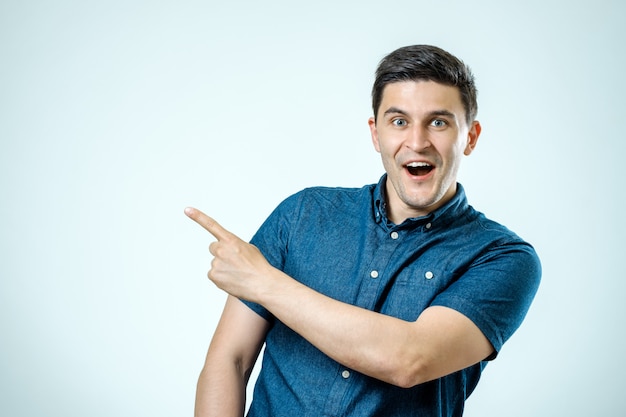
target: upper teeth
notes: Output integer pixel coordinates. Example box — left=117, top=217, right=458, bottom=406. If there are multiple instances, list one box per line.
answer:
left=407, top=162, right=431, bottom=167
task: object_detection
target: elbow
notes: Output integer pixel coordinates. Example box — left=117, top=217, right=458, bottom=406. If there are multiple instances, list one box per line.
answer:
left=392, top=376, right=419, bottom=390
left=389, top=370, right=426, bottom=389
left=382, top=356, right=431, bottom=389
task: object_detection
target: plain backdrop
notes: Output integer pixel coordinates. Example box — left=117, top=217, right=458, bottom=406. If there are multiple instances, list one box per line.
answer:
left=1, top=0, right=624, bottom=415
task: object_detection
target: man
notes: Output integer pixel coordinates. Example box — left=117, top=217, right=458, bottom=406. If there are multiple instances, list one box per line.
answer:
left=185, top=44, right=541, bottom=417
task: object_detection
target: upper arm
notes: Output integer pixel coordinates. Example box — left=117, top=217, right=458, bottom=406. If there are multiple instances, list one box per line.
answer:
left=205, top=295, right=270, bottom=380
left=408, top=305, right=493, bottom=384
left=402, top=242, right=540, bottom=386
left=430, top=241, right=541, bottom=355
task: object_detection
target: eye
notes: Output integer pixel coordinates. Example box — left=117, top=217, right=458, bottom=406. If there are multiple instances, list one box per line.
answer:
left=392, top=118, right=407, bottom=127
left=431, top=119, right=447, bottom=128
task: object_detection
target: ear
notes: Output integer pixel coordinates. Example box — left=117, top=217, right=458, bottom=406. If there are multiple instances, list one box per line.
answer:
left=368, top=117, right=381, bottom=153
left=463, top=121, right=481, bottom=156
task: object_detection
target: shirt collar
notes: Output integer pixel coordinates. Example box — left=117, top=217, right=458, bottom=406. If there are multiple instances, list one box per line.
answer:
left=373, top=174, right=469, bottom=231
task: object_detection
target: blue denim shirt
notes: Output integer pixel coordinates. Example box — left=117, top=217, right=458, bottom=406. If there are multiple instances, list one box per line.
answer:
left=244, top=175, right=541, bottom=417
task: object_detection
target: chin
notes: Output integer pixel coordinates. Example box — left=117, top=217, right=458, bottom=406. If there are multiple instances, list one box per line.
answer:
left=402, top=186, right=437, bottom=205
left=402, top=185, right=448, bottom=211
left=399, top=193, right=435, bottom=210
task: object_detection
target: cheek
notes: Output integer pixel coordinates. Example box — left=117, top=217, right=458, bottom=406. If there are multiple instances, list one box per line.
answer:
left=445, top=140, right=466, bottom=159
left=378, top=143, right=398, bottom=163
left=376, top=134, right=401, bottom=155
left=444, top=148, right=465, bottom=171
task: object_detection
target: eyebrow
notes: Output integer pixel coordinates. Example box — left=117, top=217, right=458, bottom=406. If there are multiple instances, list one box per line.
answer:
left=383, top=107, right=409, bottom=117
left=382, top=107, right=458, bottom=120
left=428, top=109, right=457, bottom=120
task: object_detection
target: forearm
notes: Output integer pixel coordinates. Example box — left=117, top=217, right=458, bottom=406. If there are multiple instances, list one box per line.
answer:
left=194, top=353, right=247, bottom=417
left=184, top=206, right=404, bottom=379
left=257, top=269, right=423, bottom=386
left=194, top=297, right=267, bottom=417
left=183, top=208, right=490, bottom=388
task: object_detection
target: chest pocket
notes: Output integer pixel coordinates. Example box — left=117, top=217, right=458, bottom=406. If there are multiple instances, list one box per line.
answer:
left=377, top=256, right=459, bottom=322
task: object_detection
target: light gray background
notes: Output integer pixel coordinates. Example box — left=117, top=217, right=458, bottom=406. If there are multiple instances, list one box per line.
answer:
left=1, top=0, right=624, bottom=415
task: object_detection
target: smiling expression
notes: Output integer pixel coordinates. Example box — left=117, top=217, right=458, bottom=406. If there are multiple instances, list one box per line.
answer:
left=369, top=80, right=481, bottom=224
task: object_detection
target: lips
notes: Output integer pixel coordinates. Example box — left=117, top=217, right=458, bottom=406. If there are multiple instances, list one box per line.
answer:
left=405, top=161, right=434, bottom=177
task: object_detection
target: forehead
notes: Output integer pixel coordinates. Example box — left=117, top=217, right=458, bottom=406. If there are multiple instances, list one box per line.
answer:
left=379, top=80, right=464, bottom=116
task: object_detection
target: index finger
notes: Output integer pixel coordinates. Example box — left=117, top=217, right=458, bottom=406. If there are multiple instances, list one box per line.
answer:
left=184, top=207, right=232, bottom=241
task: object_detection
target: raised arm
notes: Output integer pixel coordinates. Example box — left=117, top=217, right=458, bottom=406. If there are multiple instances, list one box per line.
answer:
left=243, top=267, right=492, bottom=387
left=195, top=295, right=269, bottom=417
left=185, top=207, right=492, bottom=388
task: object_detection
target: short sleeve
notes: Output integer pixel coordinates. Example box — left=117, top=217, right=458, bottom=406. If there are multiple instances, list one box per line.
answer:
left=430, top=239, right=541, bottom=356
left=240, top=192, right=303, bottom=322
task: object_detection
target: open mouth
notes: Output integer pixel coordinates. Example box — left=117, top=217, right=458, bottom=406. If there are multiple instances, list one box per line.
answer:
left=405, top=161, right=434, bottom=177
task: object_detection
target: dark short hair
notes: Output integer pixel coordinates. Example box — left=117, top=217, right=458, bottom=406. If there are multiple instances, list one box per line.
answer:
left=372, top=45, right=478, bottom=125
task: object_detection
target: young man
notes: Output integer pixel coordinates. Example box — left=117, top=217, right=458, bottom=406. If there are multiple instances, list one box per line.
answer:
left=185, top=45, right=541, bottom=417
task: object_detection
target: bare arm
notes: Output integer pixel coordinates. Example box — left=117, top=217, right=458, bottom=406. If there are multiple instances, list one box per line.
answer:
left=185, top=207, right=492, bottom=388
left=256, top=272, right=492, bottom=387
left=195, top=295, right=269, bottom=417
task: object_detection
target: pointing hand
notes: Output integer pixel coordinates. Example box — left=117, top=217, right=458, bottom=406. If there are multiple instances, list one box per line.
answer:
left=184, top=207, right=274, bottom=302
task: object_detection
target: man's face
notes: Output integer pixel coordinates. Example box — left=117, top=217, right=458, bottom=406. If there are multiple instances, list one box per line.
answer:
left=369, top=80, right=481, bottom=224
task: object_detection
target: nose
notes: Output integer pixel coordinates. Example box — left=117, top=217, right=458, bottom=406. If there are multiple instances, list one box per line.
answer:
left=405, top=125, right=431, bottom=151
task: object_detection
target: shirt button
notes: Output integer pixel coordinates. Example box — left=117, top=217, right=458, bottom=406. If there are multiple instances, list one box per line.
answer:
left=370, top=270, right=379, bottom=279
left=390, top=231, right=399, bottom=239
left=425, top=223, right=432, bottom=229
left=425, top=271, right=434, bottom=280
left=342, top=370, right=351, bottom=379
